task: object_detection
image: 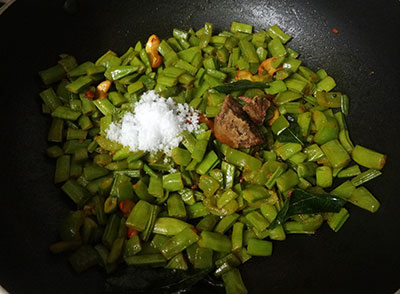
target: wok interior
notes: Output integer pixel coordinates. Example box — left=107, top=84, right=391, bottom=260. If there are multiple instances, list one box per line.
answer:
left=0, top=0, right=399, bottom=293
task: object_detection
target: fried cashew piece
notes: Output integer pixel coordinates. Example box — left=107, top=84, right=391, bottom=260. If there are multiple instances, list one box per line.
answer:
left=235, top=70, right=270, bottom=82
left=235, top=70, right=253, bottom=81
left=258, top=56, right=282, bottom=76
left=145, top=34, right=163, bottom=68
left=96, top=80, right=112, bottom=99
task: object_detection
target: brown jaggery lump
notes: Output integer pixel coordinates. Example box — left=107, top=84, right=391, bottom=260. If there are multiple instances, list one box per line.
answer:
left=239, top=95, right=271, bottom=126
left=214, top=95, right=269, bottom=148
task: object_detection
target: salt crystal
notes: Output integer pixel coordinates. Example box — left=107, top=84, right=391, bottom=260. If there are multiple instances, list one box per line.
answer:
left=106, top=90, right=200, bottom=154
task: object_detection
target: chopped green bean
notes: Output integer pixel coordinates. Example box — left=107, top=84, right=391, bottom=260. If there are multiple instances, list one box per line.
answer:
left=348, top=186, right=380, bottom=213
left=352, top=145, right=386, bottom=170
left=41, top=21, right=388, bottom=291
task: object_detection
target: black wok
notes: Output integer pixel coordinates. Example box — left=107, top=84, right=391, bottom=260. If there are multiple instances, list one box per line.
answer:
left=1, top=0, right=399, bottom=293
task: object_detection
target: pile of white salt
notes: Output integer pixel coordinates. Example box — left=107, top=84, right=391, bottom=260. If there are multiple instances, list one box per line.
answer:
left=106, top=90, right=200, bottom=153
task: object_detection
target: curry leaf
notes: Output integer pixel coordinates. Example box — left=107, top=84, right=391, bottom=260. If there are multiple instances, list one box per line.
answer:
left=213, top=80, right=269, bottom=93
left=106, top=266, right=211, bottom=294
left=276, top=122, right=304, bottom=145
left=269, top=188, right=346, bottom=230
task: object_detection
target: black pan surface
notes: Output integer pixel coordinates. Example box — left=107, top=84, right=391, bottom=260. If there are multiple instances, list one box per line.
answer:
left=0, top=1, right=399, bottom=293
